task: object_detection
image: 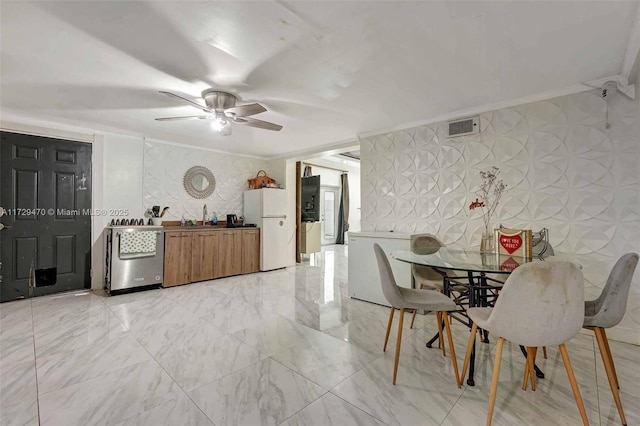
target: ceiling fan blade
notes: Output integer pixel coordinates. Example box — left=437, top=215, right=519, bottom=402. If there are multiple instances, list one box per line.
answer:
left=224, top=103, right=267, bottom=117
left=155, top=115, right=211, bottom=121
left=234, top=117, right=283, bottom=131
left=159, top=91, right=212, bottom=112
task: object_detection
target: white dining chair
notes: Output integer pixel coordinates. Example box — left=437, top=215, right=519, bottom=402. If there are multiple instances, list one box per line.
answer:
left=460, top=261, right=588, bottom=426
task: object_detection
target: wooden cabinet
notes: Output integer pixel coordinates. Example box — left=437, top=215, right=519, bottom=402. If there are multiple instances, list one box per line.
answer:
left=217, top=230, right=243, bottom=277
left=301, top=222, right=321, bottom=254
left=164, top=228, right=259, bottom=286
left=191, top=231, right=220, bottom=282
left=241, top=229, right=260, bottom=274
left=164, top=232, right=193, bottom=287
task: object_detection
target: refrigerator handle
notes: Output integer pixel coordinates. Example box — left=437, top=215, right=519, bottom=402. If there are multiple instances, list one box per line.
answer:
left=262, top=215, right=286, bottom=219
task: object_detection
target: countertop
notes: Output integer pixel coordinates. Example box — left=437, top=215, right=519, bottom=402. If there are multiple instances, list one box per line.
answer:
left=163, top=225, right=258, bottom=232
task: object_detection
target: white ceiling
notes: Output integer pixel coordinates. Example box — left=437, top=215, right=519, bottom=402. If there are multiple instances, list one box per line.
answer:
left=1, top=1, right=638, bottom=158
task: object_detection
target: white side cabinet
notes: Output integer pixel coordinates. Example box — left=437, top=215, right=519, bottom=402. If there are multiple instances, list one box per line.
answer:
left=348, top=232, right=415, bottom=306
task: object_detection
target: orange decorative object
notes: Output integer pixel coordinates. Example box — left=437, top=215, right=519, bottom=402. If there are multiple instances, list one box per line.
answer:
left=469, top=198, right=485, bottom=210
left=247, top=170, right=275, bottom=189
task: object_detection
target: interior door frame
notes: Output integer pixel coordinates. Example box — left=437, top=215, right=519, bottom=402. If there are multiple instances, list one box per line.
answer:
left=0, top=121, right=103, bottom=291
left=320, top=185, right=340, bottom=245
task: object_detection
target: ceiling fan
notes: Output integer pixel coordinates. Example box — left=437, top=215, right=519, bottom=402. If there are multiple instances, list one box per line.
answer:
left=155, top=89, right=283, bottom=136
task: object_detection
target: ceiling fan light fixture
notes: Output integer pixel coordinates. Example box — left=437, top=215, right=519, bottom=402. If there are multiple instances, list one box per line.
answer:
left=221, top=122, right=233, bottom=136
left=211, top=116, right=225, bottom=131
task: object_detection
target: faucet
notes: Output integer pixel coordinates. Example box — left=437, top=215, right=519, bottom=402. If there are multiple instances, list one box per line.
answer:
left=202, top=204, right=208, bottom=225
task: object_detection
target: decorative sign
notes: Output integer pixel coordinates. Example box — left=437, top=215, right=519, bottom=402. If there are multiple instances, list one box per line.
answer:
left=495, top=228, right=532, bottom=258
left=499, top=233, right=522, bottom=254
left=500, top=256, right=522, bottom=272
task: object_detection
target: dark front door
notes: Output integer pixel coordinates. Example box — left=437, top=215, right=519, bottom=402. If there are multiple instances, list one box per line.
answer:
left=0, top=132, right=92, bottom=302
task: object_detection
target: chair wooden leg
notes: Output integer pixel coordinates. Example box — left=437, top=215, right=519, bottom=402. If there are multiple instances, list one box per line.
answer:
left=594, top=328, right=626, bottom=425
left=436, top=311, right=446, bottom=357
left=522, top=347, right=532, bottom=390
left=559, top=344, right=589, bottom=426
left=383, top=307, right=395, bottom=352
left=461, top=322, right=477, bottom=384
left=543, top=346, right=547, bottom=359
left=443, top=311, right=461, bottom=387
left=486, top=337, right=505, bottom=426
left=410, top=309, right=417, bottom=329
left=523, top=347, right=538, bottom=391
left=601, top=328, right=619, bottom=390
left=393, top=308, right=406, bottom=385
left=529, top=347, right=537, bottom=391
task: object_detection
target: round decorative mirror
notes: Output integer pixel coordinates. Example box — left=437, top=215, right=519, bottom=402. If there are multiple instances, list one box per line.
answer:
left=183, top=166, right=216, bottom=199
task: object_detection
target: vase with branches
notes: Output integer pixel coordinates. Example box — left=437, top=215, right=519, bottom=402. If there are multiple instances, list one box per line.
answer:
left=469, top=166, right=507, bottom=252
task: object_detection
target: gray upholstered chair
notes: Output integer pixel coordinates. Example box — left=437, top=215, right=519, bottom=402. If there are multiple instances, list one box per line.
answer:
left=409, top=234, right=468, bottom=328
left=410, top=234, right=446, bottom=291
left=460, top=262, right=588, bottom=426
left=373, top=243, right=461, bottom=387
left=583, top=253, right=638, bottom=426
left=411, top=234, right=468, bottom=292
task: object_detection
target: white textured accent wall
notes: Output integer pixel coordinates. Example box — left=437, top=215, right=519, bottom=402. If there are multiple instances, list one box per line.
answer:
left=143, top=141, right=268, bottom=221
left=360, top=91, right=640, bottom=344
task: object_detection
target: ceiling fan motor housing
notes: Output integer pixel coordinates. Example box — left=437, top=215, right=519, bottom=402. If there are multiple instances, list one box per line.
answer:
left=202, top=90, right=237, bottom=111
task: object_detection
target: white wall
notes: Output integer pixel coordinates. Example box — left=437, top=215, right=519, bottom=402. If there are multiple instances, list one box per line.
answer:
left=360, top=90, right=640, bottom=344
left=102, top=133, right=145, bottom=225
left=348, top=171, right=361, bottom=233
left=285, top=161, right=297, bottom=265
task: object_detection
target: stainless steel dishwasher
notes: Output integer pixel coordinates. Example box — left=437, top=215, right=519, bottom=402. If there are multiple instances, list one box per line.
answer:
left=104, top=225, right=164, bottom=294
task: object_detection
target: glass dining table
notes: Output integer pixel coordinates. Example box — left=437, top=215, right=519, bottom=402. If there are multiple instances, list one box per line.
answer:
left=391, top=246, right=582, bottom=386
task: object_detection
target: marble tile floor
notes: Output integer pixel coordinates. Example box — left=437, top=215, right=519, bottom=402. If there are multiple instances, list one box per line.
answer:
left=0, top=245, right=638, bottom=426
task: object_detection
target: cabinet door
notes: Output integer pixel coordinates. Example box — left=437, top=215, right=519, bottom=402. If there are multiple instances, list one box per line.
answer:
left=242, top=229, right=261, bottom=274
left=164, top=232, right=192, bottom=287
left=191, top=231, right=220, bottom=282
left=217, top=230, right=242, bottom=277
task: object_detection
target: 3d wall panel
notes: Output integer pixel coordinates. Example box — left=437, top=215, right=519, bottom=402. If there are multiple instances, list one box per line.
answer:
left=143, top=141, right=268, bottom=221
left=360, top=91, right=640, bottom=343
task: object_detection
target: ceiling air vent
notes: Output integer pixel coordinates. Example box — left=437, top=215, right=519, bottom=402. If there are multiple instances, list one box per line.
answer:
left=447, top=116, right=479, bottom=137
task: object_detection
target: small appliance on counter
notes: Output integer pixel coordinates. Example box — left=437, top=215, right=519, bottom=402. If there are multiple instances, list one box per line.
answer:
left=225, top=214, right=257, bottom=228
left=104, top=225, right=164, bottom=294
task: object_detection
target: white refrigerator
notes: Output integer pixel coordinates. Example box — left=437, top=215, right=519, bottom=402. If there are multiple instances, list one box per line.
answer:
left=243, top=188, right=289, bottom=271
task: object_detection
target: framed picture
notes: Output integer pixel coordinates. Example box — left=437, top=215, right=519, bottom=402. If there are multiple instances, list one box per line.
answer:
left=495, top=228, right=532, bottom=259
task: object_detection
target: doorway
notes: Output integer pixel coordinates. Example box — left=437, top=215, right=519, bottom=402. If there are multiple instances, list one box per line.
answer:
left=320, top=185, right=340, bottom=245
left=0, top=132, right=92, bottom=302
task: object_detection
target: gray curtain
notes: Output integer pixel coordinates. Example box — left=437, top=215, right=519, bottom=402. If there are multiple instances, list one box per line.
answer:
left=303, top=165, right=312, bottom=177
left=336, top=173, right=350, bottom=244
